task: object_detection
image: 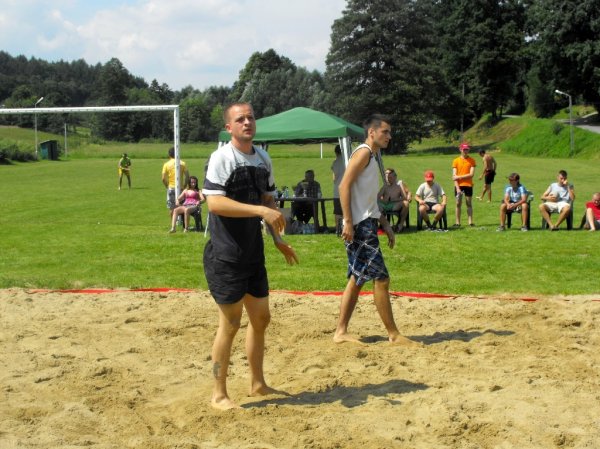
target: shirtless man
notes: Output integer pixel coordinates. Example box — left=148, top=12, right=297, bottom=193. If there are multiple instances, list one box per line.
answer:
left=476, top=149, right=497, bottom=202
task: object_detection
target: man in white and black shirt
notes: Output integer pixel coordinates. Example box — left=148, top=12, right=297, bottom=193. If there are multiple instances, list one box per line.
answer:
left=203, top=102, right=298, bottom=410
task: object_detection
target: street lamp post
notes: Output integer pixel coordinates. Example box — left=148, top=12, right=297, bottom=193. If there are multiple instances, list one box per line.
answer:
left=34, top=96, right=44, bottom=157
left=555, top=89, right=574, bottom=157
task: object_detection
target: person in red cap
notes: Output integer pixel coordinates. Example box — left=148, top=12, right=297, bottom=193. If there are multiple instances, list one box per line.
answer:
left=451, top=142, right=477, bottom=226
left=415, top=170, right=447, bottom=230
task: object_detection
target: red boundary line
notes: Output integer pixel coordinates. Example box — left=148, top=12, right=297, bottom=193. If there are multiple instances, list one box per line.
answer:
left=28, top=288, right=195, bottom=294
left=22, top=288, right=600, bottom=302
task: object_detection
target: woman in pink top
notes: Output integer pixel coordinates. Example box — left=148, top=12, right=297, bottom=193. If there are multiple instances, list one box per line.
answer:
left=169, top=176, right=205, bottom=233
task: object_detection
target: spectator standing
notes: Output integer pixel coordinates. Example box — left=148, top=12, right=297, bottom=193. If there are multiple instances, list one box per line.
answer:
left=331, top=145, right=346, bottom=236
left=118, top=153, right=131, bottom=190
left=162, top=147, right=190, bottom=226
left=451, top=142, right=477, bottom=227
left=476, top=149, right=497, bottom=202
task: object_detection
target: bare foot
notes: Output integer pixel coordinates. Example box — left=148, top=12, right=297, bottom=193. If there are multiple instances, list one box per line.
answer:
left=333, top=332, right=363, bottom=344
left=211, top=395, right=242, bottom=411
left=389, top=334, right=423, bottom=347
left=249, top=385, right=289, bottom=397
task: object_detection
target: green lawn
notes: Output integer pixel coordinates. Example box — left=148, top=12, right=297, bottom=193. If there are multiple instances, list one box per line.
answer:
left=1, top=151, right=599, bottom=296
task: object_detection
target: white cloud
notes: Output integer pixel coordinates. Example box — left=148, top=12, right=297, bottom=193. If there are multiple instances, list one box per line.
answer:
left=0, top=0, right=347, bottom=90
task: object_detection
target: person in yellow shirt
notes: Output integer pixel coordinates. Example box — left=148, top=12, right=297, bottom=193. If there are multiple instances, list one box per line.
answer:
left=161, top=147, right=189, bottom=224
left=117, top=153, right=131, bottom=190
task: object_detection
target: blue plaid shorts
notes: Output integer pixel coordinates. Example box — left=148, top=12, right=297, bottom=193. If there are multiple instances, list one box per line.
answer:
left=346, top=218, right=389, bottom=286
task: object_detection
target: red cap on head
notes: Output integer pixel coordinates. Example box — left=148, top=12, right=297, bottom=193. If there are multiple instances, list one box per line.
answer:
left=459, top=143, right=470, bottom=151
left=424, top=170, right=435, bottom=181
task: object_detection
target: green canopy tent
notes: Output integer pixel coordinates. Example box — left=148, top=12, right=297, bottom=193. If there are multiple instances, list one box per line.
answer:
left=218, top=107, right=366, bottom=165
left=218, top=106, right=389, bottom=183
left=218, top=106, right=364, bottom=143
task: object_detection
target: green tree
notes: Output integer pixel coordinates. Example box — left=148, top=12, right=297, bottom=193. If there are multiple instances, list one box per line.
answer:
left=325, top=0, right=441, bottom=152
left=525, top=65, right=555, bottom=118
left=93, top=58, right=134, bottom=140
left=527, top=0, right=600, bottom=112
left=435, top=0, right=526, bottom=123
left=230, top=49, right=295, bottom=103
left=180, top=95, right=211, bottom=142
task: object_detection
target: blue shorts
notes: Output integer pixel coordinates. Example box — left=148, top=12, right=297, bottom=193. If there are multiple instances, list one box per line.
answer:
left=345, top=218, right=389, bottom=287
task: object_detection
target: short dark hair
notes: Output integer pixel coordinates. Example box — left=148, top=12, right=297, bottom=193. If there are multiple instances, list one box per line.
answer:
left=168, top=147, right=175, bottom=158
left=559, top=169, right=568, bottom=178
left=223, top=102, right=252, bottom=124
left=334, top=144, right=341, bottom=155
left=363, top=114, right=391, bottom=135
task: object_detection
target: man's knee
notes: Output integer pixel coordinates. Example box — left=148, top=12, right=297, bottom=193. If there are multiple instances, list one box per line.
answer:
left=374, top=277, right=390, bottom=289
left=249, top=310, right=271, bottom=332
left=220, top=318, right=242, bottom=336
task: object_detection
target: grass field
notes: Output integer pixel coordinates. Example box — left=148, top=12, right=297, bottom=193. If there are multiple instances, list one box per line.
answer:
left=1, top=144, right=599, bottom=295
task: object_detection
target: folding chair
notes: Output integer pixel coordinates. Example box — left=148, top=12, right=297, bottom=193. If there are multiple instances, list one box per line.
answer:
left=540, top=202, right=574, bottom=230
left=416, top=204, right=447, bottom=230
left=178, top=207, right=203, bottom=231
left=386, top=207, right=410, bottom=232
left=507, top=191, right=533, bottom=229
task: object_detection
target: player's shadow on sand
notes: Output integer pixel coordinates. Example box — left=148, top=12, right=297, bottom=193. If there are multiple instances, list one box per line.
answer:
left=360, top=329, right=514, bottom=345
left=244, top=379, right=428, bottom=409
left=413, top=329, right=515, bottom=345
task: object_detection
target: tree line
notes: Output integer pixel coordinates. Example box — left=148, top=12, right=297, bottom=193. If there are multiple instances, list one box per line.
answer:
left=1, top=0, right=598, bottom=152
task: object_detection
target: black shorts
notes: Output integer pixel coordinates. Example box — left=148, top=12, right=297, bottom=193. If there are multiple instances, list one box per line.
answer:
left=425, top=202, right=438, bottom=212
left=333, top=198, right=342, bottom=215
left=203, top=243, right=269, bottom=304
left=484, top=170, right=496, bottom=184
left=455, top=186, right=473, bottom=197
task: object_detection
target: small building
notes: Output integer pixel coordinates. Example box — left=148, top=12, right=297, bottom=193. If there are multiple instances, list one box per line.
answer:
left=40, top=140, right=59, bottom=160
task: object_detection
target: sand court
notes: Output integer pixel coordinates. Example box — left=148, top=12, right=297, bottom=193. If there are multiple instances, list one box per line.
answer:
left=1, top=288, right=599, bottom=448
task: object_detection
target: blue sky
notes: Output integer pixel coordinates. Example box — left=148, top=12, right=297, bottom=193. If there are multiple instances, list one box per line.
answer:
left=0, top=0, right=347, bottom=90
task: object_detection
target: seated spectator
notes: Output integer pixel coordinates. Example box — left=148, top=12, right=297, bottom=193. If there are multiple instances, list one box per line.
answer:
left=585, top=192, right=600, bottom=232
left=539, top=169, right=575, bottom=231
left=415, top=170, right=447, bottom=230
left=497, top=173, right=529, bottom=232
left=292, top=169, right=322, bottom=224
left=378, top=168, right=408, bottom=232
left=169, top=176, right=205, bottom=233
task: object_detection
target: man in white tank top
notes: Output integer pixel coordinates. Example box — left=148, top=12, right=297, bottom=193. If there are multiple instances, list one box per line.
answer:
left=335, top=114, right=419, bottom=346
